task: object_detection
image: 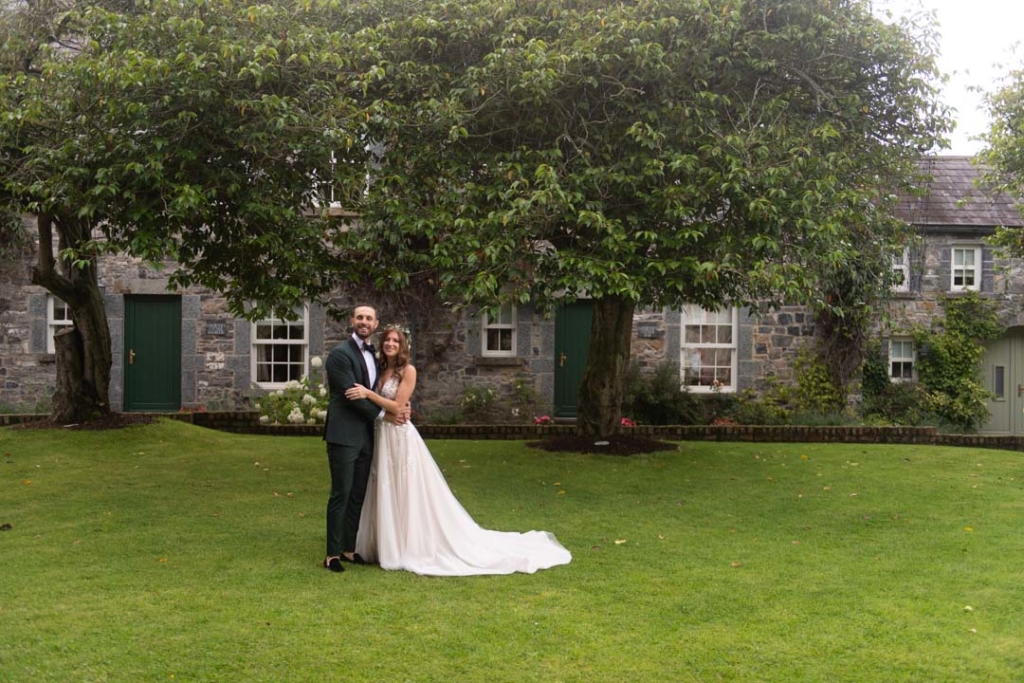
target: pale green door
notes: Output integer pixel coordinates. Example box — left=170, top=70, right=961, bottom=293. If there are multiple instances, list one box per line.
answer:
left=980, top=327, right=1024, bottom=435
left=124, top=295, right=182, bottom=412
left=554, top=301, right=593, bottom=418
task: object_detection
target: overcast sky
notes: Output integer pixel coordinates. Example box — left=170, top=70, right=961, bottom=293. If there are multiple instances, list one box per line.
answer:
left=874, top=0, right=1024, bottom=156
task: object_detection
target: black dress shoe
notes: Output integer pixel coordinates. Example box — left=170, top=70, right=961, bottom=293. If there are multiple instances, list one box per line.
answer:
left=340, top=553, right=368, bottom=565
left=323, top=557, right=345, bottom=573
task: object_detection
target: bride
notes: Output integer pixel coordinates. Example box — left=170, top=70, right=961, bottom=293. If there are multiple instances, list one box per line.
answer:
left=344, top=325, right=572, bottom=576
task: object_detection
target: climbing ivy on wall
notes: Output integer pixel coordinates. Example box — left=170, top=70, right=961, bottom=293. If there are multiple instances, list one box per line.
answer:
left=912, top=292, right=1003, bottom=432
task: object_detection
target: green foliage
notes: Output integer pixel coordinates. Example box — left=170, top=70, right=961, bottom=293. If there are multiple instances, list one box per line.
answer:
left=981, top=62, right=1024, bottom=250
left=328, top=0, right=950, bottom=434
left=791, top=349, right=846, bottom=414
left=912, top=293, right=1002, bottom=432
left=340, top=0, right=950, bottom=315
left=621, top=362, right=702, bottom=426
left=0, top=204, right=29, bottom=259
left=458, top=385, right=498, bottom=423
left=0, top=0, right=370, bottom=319
left=859, top=344, right=932, bottom=426
left=505, top=376, right=546, bottom=424
left=723, top=388, right=792, bottom=426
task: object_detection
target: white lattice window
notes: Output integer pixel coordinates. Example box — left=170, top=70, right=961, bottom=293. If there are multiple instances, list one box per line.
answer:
left=951, top=247, right=981, bottom=291
left=46, top=295, right=74, bottom=354
left=680, top=305, right=737, bottom=393
left=482, top=304, right=516, bottom=357
left=889, top=338, right=915, bottom=381
left=251, top=307, right=309, bottom=388
left=892, top=248, right=910, bottom=292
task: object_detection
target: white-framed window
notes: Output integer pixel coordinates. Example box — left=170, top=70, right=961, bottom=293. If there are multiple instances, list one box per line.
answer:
left=251, top=306, right=309, bottom=388
left=889, top=337, right=915, bottom=381
left=680, top=305, right=737, bottom=393
left=46, top=295, right=74, bottom=354
left=951, top=247, right=981, bottom=291
left=482, top=303, right=516, bottom=357
left=892, top=247, right=910, bottom=292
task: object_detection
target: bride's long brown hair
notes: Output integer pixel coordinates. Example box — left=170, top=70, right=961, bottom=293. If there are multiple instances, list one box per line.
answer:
left=378, top=325, right=411, bottom=377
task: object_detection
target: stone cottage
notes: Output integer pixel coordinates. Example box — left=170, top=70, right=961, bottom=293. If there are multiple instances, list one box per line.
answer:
left=2, top=156, right=1023, bottom=432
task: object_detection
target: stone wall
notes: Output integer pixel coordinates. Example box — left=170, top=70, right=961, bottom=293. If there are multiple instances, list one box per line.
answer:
left=0, top=218, right=54, bottom=411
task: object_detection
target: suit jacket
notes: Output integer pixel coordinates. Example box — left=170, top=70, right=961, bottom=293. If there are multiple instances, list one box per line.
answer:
left=323, top=338, right=380, bottom=447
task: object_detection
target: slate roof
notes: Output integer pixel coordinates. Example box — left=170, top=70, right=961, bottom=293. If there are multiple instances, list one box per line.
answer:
left=895, top=156, right=1024, bottom=229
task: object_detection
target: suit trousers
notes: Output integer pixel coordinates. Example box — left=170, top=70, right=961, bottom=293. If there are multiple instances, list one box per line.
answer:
left=326, top=440, right=373, bottom=556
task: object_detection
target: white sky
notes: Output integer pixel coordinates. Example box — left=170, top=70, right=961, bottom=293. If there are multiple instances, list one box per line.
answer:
left=874, top=0, right=1024, bottom=155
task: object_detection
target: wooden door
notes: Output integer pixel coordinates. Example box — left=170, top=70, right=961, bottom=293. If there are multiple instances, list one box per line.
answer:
left=554, top=301, right=593, bottom=418
left=124, top=295, right=182, bottom=412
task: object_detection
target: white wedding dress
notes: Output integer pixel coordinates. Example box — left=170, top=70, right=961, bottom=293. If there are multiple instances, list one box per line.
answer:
left=355, top=377, right=572, bottom=576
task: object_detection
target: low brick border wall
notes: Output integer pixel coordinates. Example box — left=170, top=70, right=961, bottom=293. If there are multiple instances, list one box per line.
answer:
left=5, top=411, right=1024, bottom=451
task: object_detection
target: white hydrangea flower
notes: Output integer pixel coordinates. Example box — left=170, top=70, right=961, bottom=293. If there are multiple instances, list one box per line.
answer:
left=319, top=386, right=327, bottom=397
left=275, top=390, right=284, bottom=397
left=259, top=415, right=270, bottom=424
left=310, top=356, right=323, bottom=368
left=302, top=393, right=316, bottom=405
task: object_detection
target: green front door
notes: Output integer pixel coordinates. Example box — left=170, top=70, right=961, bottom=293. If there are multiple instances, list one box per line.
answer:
left=554, top=300, right=593, bottom=418
left=124, top=295, right=182, bottom=412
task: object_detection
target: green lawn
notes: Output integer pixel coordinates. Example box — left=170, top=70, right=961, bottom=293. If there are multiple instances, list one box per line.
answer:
left=2, top=420, right=1022, bottom=682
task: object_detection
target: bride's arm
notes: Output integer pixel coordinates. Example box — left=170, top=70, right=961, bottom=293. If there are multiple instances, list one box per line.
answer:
left=344, top=366, right=417, bottom=415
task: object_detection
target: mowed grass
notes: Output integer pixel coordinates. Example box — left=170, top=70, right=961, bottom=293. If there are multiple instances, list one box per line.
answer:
left=1, top=420, right=1022, bottom=682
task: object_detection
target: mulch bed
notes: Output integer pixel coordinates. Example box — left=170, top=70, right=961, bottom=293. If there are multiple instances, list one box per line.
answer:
left=10, top=413, right=156, bottom=431
left=527, top=433, right=678, bottom=456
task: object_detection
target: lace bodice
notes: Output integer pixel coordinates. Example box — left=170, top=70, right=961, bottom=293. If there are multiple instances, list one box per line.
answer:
left=379, top=375, right=400, bottom=400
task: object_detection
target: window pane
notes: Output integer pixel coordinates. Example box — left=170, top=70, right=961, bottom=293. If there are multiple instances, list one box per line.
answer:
left=681, top=308, right=736, bottom=391
left=994, top=366, right=1005, bottom=400
left=252, top=307, right=308, bottom=386
left=256, top=363, right=272, bottom=383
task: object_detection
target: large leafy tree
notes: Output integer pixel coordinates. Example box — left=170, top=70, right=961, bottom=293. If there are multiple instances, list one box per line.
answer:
left=335, top=0, right=951, bottom=436
left=980, top=62, right=1024, bottom=254
left=0, top=0, right=367, bottom=422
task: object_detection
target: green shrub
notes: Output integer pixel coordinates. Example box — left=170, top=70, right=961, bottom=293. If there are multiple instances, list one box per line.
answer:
left=621, top=361, right=702, bottom=425
left=859, top=343, right=932, bottom=426
left=504, top=376, right=545, bottom=424
left=459, top=385, right=498, bottom=422
left=725, top=389, right=791, bottom=425
left=792, top=349, right=845, bottom=413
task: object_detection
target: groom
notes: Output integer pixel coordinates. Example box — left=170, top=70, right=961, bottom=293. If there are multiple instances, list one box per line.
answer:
left=322, top=304, right=399, bottom=572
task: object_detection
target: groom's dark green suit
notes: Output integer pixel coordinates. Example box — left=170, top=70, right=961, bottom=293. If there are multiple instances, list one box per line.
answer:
left=324, top=336, right=380, bottom=557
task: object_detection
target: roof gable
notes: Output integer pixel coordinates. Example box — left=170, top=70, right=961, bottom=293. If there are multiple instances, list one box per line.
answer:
left=895, top=156, right=1024, bottom=229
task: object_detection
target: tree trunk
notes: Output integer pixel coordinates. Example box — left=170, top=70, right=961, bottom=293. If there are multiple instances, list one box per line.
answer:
left=576, top=295, right=634, bottom=438
left=30, top=213, right=112, bottom=424
left=51, top=288, right=112, bottom=423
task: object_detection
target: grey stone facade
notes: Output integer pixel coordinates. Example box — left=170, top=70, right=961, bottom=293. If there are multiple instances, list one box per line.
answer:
left=3, top=156, right=1023, bottom=429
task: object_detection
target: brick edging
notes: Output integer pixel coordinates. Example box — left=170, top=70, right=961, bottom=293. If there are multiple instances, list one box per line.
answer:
left=5, top=411, right=1024, bottom=451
